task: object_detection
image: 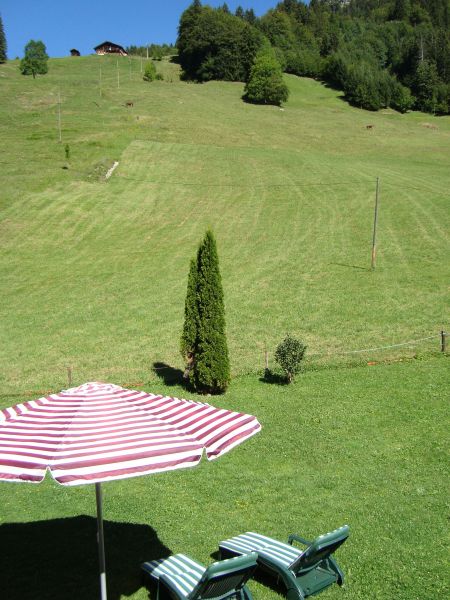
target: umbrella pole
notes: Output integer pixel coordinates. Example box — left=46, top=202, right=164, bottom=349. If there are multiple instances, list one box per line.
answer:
left=95, top=482, right=108, bottom=600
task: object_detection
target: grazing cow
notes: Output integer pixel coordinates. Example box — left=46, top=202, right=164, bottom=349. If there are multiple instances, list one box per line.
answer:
left=366, top=124, right=374, bottom=130
left=125, top=101, right=134, bottom=108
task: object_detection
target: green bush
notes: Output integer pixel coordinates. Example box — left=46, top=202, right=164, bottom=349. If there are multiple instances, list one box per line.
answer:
left=243, top=48, right=289, bottom=106
left=143, top=61, right=157, bottom=81
left=391, top=81, right=413, bottom=113
left=275, top=334, right=306, bottom=383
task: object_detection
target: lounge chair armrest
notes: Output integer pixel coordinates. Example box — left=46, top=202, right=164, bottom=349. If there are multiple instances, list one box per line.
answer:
left=288, top=534, right=311, bottom=547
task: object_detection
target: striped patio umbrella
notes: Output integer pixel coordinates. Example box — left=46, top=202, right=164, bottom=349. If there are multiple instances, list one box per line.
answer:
left=0, top=382, right=261, bottom=600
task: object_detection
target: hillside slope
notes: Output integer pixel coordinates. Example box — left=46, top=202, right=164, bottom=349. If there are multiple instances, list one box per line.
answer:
left=0, top=55, right=448, bottom=393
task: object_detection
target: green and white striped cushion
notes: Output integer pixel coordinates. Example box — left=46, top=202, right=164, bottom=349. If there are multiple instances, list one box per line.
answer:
left=219, top=532, right=303, bottom=570
left=142, top=553, right=206, bottom=597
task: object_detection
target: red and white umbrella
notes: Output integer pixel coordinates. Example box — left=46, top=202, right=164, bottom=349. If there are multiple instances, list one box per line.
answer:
left=0, top=382, right=261, bottom=599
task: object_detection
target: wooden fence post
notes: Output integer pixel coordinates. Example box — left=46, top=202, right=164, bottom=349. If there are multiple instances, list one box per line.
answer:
left=67, top=366, right=72, bottom=387
left=371, top=177, right=380, bottom=270
left=441, top=330, right=447, bottom=353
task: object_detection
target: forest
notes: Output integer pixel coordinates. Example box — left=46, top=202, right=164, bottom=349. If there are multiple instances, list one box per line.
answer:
left=176, top=0, right=450, bottom=114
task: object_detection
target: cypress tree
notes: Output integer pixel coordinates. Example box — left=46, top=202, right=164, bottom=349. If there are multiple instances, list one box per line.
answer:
left=180, top=257, right=199, bottom=378
left=0, top=14, right=7, bottom=63
left=244, top=48, right=290, bottom=106
left=180, top=230, right=230, bottom=394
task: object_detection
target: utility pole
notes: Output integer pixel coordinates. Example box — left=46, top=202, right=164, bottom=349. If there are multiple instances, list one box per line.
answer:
left=371, top=177, right=380, bottom=270
left=57, top=88, right=62, bottom=143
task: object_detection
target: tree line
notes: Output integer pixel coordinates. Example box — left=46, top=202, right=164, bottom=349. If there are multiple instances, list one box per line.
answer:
left=125, top=43, right=177, bottom=59
left=176, top=0, right=450, bottom=114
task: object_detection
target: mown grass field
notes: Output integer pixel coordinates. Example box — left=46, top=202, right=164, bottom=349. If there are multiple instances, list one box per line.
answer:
left=0, top=55, right=448, bottom=600
left=0, top=357, right=447, bottom=600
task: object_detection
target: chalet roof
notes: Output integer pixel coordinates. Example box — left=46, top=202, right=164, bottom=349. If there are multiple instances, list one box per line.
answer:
left=94, top=41, right=126, bottom=52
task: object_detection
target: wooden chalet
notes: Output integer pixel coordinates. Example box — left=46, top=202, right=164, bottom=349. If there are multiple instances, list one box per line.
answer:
left=70, top=49, right=80, bottom=56
left=94, top=41, right=128, bottom=56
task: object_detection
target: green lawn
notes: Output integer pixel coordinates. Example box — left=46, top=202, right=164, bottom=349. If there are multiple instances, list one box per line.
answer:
left=0, top=55, right=448, bottom=599
left=0, top=357, right=447, bottom=599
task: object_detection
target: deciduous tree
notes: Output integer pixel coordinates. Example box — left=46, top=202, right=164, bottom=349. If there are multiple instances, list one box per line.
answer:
left=177, top=2, right=263, bottom=81
left=243, top=48, right=289, bottom=106
left=20, top=40, right=48, bottom=78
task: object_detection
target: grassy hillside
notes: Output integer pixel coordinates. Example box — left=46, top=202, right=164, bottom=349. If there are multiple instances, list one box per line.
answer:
left=0, top=55, right=448, bottom=600
left=0, top=55, right=448, bottom=393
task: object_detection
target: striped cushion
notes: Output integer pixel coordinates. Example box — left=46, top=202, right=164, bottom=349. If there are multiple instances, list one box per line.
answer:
left=142, top=553, right=206, bottom=597
left=219, top=532, right=303, bottom=570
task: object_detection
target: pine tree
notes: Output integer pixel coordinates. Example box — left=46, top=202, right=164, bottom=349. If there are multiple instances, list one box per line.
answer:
left=413, top=58, right=440, bottom=112
left=0, top=14, right=7, bottom=63
left=180, top=230, right=230, bottom=394
left=244, top=9, right=257, bottom=25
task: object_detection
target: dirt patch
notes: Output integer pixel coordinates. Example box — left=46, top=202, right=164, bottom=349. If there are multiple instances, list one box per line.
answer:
left=421, top=122, right=438, bottom=130
left=86, top=158, right=117, bottom=182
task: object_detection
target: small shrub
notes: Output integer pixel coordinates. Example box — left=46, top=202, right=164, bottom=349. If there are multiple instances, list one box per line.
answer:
left=155, top=72, right=164, bottom=81
left=275, top=334, right=306, bottom=383
left=143, top=61, right=157, bottom=82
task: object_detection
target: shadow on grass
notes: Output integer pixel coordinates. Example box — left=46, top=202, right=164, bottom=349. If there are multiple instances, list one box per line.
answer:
left=153, top=362, right=185, bottom=387
left=0, top=515, right=171, bottom=600
left=259, top=369, right=289, bottom=386
left=331, top=262, right=371, bottom=272
left=210, top=551, right=283, bottom=596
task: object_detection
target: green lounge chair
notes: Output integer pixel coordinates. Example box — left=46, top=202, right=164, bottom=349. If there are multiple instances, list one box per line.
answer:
left=141, top=551, right=258, bottom=600
left=219, top=526, right=349, bottom=600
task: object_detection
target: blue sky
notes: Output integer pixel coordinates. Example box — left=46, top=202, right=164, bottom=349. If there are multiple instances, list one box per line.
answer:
left=1, top=1, right=279, bottom=59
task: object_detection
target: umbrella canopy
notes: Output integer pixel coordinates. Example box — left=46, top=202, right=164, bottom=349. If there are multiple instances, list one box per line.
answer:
left=0, top=382, right=261, bottom=485
left=0, top=382, right=261, bottom=598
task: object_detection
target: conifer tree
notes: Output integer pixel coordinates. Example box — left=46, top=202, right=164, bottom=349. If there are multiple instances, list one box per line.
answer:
left=180, top=230, right=230, bottom=394
left=0, top=14, right=7, bottom=63
left=180, top=257, right=199, bottom=378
